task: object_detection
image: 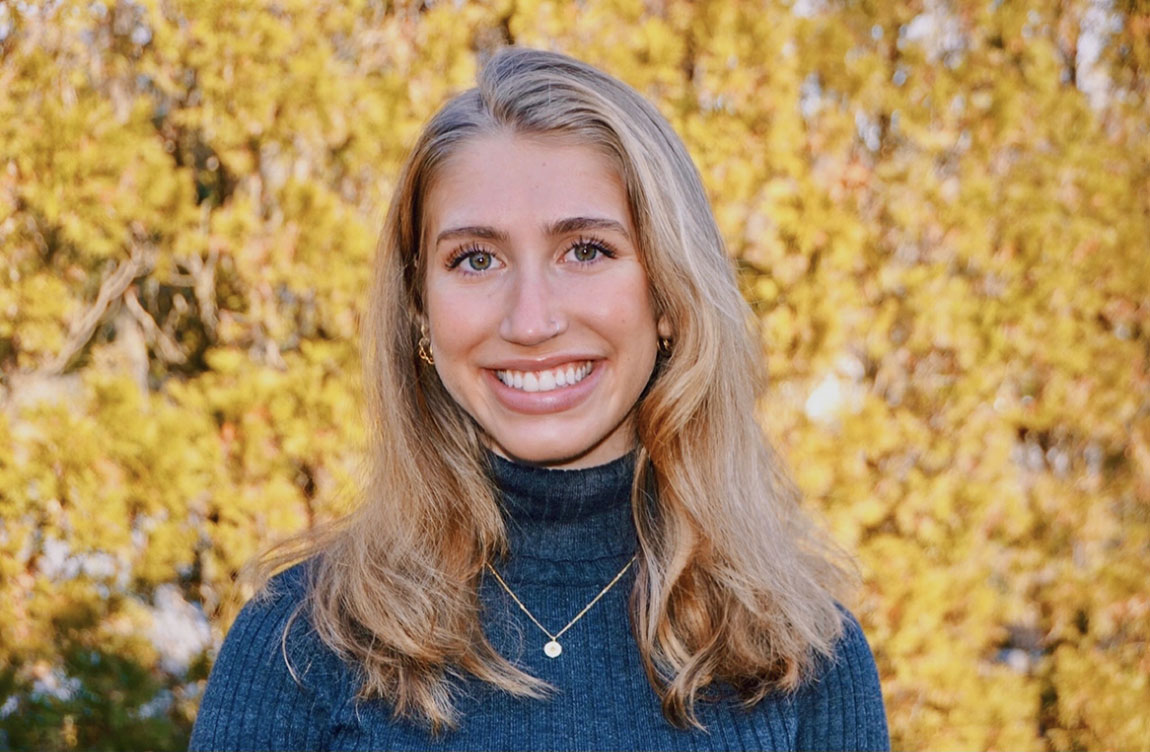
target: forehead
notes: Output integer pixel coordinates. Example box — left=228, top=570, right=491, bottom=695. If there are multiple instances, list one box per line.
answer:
left=424, top=133, right=632, bottom=234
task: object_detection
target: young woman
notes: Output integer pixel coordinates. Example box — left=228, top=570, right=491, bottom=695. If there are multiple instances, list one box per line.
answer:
left=190, top=47, right=889, bottom=751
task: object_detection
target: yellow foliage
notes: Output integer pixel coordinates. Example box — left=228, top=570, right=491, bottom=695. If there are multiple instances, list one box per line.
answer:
left=1, top=0, right=1148, bottom=748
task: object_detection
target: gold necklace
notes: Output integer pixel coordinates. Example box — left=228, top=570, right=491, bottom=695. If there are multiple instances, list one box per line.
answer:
left=485, top=554, right=637, bottom=659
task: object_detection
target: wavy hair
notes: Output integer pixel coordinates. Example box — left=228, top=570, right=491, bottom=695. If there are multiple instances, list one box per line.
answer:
left=254, top=46, right=853, bottom=731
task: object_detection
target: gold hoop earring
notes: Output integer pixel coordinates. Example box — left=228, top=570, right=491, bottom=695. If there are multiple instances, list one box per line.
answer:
left=418, top=329, right=435, bottom=366
left=659, top=337, right=672, bottom=356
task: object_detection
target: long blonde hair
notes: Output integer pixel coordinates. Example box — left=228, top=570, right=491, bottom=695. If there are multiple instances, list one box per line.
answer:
left=254, top=47, right=852, bottom=731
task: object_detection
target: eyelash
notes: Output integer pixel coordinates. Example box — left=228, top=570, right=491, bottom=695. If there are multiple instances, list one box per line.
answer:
left=567, top=236, right=618, bottom=264
left=445, top=236, right=618, bottom=273
left=445, top=243, right=494, bottom=273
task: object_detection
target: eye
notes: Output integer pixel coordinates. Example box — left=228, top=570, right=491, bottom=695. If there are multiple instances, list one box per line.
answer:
left=446, top=244, right=502, bottom=274
left=565, top=237, right=617, bottom=264
left=465, top=251, right=494, bottom=271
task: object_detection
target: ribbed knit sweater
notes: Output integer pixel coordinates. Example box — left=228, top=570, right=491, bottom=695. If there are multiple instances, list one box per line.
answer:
left=190, top=453, right=889, bottom=751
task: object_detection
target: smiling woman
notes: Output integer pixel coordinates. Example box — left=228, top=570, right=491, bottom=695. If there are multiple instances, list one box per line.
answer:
left=424, top=134, right=666, bottom=468
left=190, top=47, right=889, bottom=751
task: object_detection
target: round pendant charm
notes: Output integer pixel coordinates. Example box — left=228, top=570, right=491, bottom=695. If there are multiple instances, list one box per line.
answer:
left=543, top=640, right=563, bottom=658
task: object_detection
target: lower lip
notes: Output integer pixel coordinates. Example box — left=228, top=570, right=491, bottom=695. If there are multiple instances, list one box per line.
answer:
left=485, top=363, right=603, bottom=415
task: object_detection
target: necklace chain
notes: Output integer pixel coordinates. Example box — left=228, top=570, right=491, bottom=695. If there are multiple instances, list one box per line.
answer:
left=485, top=554, right=637, bottom=658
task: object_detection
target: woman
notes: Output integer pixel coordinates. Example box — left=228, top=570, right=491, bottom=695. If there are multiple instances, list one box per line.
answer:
left=190, top=47, right=888, bottom=751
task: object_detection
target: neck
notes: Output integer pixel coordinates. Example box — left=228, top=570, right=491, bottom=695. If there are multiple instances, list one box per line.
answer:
left=486, top=451, right=638, bottom=584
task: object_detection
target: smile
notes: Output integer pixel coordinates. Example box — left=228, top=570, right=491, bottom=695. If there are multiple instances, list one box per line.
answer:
left=495, top=361, right=594, bottom=393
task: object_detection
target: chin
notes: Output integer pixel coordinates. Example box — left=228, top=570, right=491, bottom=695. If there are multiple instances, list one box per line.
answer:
left=499, top=443, right=592, bottom=468
left=490, top=433, right=616, bottom=470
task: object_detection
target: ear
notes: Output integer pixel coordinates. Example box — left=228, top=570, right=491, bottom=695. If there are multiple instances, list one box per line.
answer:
left=657, top=315, right=673, bottom=340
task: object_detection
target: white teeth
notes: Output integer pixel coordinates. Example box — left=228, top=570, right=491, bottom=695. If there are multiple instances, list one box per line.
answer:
left=496, top=362, right=593, bottom=393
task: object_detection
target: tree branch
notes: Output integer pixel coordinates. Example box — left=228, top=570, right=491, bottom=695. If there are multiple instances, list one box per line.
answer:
left=123, top=285, right=187, bottom=365
left=42, top=244, right=156, bottom=375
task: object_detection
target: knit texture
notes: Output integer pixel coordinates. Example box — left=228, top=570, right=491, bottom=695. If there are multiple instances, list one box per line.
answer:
left=190, top=453, right=889, bottom=751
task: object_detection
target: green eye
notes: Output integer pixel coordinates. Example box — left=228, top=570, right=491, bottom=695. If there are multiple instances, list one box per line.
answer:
left=571, top=243, right=600, bottom=262
left=467, top=252, right=493, bottom=271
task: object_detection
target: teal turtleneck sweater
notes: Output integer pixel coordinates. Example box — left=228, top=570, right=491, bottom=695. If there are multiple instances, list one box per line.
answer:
left=190, top=453, right=889, bottom=751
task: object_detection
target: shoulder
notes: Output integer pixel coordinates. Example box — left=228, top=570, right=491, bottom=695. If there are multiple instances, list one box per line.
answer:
left=241, top=561, right=311, bottom=616
left=825, top=607, right=881, bottom=679
left=216, top=562, right=317, bottom=672
left=793, top=605, right=889, bottom=751
left=223, top=561, right=346, bottom=686
left=190, top=561, right=349, bottom=750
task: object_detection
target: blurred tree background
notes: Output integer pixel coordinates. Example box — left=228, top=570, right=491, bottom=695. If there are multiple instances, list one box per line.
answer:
left=1, top=0, right=1147, bottom=749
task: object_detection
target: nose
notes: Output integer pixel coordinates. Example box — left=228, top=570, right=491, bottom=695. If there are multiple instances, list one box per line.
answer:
left=498, top=267, right=567, bottom=346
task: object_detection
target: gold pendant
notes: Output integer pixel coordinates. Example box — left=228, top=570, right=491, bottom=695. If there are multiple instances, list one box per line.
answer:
left=543, top=640, right=562, bottom=658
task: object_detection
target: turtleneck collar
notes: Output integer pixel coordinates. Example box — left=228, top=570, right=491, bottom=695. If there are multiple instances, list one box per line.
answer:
left=486, top=451, right=638, bottom=582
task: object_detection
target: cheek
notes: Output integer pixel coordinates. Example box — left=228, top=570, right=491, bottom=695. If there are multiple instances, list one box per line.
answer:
left=426, top=323, right=483, bottom=416
left=426, top=280, right=489, bottom=346
left=596, top=273, right=658, bottom=336
left=580, top=275, right=660, bottom=375
left=422, top=283, right=505, bottom=429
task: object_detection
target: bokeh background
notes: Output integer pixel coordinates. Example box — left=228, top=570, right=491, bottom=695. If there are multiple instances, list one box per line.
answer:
left=2, top=0, right=1148, bottom=749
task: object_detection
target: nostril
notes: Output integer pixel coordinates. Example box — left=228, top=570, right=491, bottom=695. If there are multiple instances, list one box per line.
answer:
left=499, top=295, right=567, bottom=345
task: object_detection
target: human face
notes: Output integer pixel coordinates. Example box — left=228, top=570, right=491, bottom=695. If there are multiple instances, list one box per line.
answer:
left=423, top=133, right=666, bottom=469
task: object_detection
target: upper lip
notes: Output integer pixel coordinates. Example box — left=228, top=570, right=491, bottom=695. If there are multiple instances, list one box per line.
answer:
left=485, top=354, right=601, bottom=371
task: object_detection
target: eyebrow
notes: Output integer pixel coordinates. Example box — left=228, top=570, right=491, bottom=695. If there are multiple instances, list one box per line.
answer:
left=435, top=225, right=509, bottom=245
left=435, top=216, right=630, bottom=246
left=545, top=216, right=631, bottom=240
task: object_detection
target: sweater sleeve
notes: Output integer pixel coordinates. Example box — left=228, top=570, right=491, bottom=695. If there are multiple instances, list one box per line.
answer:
left=189, top=565, right=339, bottom=752
left=794, top=609, right=890, bottom=752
